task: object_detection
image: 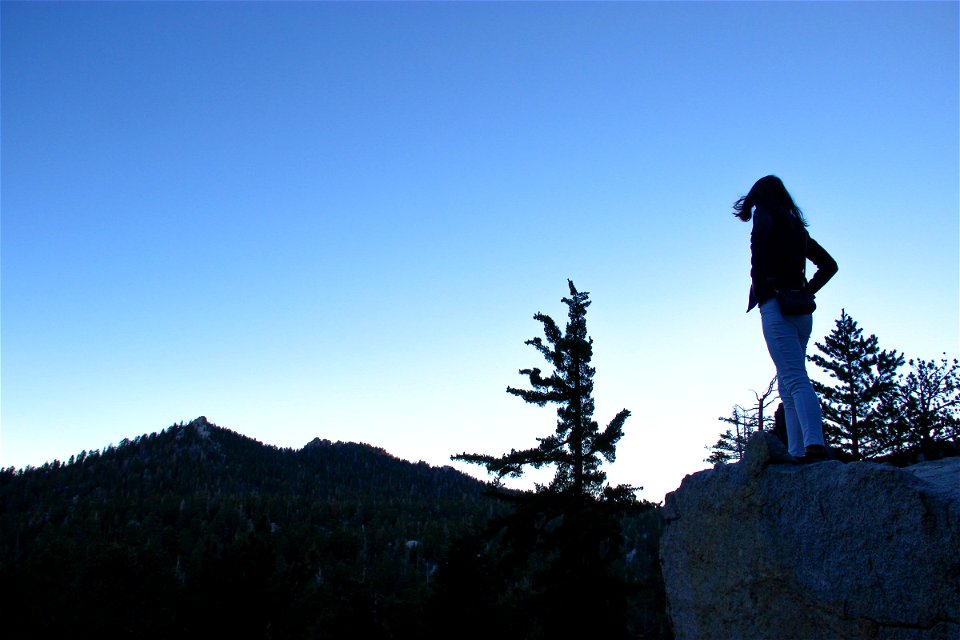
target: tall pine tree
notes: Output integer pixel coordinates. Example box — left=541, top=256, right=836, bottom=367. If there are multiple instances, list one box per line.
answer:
left=456, top=280, right=631, bottom=499
left=450, top=280, right=653, bottom=639
left=808, top=310, right=904, bottom=460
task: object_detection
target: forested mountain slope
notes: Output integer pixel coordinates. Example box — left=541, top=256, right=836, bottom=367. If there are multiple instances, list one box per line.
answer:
left=0, top=416, right=502, bottom=638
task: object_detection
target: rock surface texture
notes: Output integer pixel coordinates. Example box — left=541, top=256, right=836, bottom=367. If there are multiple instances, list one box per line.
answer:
left=660, top=432, right=960, bottom=640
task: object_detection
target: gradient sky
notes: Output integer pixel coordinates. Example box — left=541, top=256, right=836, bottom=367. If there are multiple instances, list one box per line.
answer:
left=3, top=1, right=958, bottom=502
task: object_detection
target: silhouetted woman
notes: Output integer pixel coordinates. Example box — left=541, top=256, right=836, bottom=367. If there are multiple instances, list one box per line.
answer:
left=734, top=176, right=838, bottom=462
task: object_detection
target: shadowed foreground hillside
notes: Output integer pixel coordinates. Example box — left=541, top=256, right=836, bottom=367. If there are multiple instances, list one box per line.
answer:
left=0, top=417, right=504, bottom=638
left=0, top=416, right=668, bottom=639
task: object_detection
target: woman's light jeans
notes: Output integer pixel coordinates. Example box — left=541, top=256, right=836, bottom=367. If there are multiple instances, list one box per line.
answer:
left=759, top=297, right=825, bottom=457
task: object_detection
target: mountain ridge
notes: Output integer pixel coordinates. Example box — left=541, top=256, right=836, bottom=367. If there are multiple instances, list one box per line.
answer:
left=0, top=415, right=505, bottom=638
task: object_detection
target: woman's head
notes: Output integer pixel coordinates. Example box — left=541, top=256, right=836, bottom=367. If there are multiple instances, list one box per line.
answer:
left=733, top=175, right=807, bottom=225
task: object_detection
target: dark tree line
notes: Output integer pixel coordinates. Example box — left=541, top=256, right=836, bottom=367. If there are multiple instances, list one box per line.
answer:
left=707, top=309, right=959, bottom=464
left=0, top=419, right=508, bottom=639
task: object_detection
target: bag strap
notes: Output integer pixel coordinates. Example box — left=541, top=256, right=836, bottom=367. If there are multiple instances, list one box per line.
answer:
left=800, top=227, right=808, bottom=284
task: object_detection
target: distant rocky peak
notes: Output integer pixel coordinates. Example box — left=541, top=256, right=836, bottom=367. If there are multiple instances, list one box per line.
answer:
left=187, top=416, right=213, bottom=438
left=303, top=437, right=332, bottom=450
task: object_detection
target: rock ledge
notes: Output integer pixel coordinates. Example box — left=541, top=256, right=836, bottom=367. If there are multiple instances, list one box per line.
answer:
left=660, top=432, right=960, bottom=640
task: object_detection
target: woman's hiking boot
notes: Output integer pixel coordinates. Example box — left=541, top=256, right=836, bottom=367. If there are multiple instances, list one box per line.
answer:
left=796, top=444, right=829, bottom=464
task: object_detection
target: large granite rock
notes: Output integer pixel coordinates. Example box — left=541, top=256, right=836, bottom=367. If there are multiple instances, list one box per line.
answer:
left=660, top=432, right=960, bottom=640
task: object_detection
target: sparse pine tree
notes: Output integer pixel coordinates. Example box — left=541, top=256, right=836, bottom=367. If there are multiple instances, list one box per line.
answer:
left=707, top=406, right=752, bottom=464
left=455, top=279, right=632, bottom=500
left=807, top=310, right=904, bottom=460
left=706, top=377, right=777, bottom=464
left=450, top=280, right=651, bottom=640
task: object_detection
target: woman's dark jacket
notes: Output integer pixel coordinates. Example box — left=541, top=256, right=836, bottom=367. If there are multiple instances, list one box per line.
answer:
left=748, top=205, right=838, bottom=312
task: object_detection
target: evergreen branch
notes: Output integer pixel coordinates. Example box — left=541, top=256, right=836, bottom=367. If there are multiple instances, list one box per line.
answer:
left=592, top=409, right=630, bottom=462
left=516, top=367, right=567, bottom=391
left=534, top=313, right=563, bottom=351
left=506, top=385, right=566, bottom=406
left=524, top=336, right=554, bottom=362
left=451, top=452, right=497, bottom=467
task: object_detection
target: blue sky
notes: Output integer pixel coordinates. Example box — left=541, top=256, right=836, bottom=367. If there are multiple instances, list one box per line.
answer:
left=2, top=1, right=957, bottom=502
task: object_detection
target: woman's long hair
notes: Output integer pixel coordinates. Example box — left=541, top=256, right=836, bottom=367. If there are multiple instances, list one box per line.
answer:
left=733, top=175, right=807, bottom=226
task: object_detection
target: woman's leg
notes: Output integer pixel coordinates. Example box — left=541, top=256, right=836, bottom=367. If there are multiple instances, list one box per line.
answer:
left=759, top=299, right=825, bottom=456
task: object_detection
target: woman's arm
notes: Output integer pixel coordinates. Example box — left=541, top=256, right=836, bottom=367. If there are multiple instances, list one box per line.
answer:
left=805, top=237, right=838, bottom=296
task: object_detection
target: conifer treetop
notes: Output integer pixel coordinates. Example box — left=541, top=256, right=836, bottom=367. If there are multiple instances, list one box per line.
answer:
left=455, top=280, right=634, bottom=501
